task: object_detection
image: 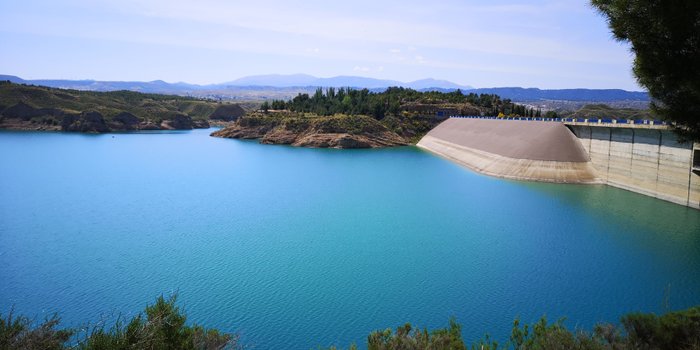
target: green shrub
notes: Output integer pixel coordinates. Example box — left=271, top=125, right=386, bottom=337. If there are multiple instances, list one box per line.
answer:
left=0, top=295, right=238, bottom=350
left=2, top=297, right=698, bottom=350
left=0, top=311, right=72, bottom=350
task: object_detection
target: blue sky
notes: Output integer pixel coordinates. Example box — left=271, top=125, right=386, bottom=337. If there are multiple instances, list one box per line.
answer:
left=0, top=0, right=640, bottom=90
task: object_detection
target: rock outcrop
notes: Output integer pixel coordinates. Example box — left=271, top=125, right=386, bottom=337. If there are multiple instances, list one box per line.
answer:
left=159, top=114, right=210, bottom=130
left=192, top=119, right=210, bottom=129
left=139, top=121, right=161, bottom=130
left=160, top=114, right=193, bottom=130
left=290, top=132, right=406, bottom=148
left=61, top=111, right=110, bottom=133
left=108, top=112, right=140, bottom=130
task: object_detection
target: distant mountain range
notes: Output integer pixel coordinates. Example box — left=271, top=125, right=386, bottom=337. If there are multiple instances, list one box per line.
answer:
left=0, top=74, right=649, bottom=102
left=221, top=74, right=470, bottom=90
left=0, top=74, right=471, bottom=91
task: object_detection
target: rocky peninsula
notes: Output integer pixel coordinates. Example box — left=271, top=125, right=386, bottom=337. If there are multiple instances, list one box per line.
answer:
left=211, top=113, right=409, bottom=148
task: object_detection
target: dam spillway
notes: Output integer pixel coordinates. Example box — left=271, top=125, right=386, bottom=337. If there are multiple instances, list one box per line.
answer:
left=417, top=118, right=600, bottom=183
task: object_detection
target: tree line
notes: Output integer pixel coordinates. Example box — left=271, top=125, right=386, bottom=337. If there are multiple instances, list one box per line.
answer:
left=261, top=87, right=548, bottom=119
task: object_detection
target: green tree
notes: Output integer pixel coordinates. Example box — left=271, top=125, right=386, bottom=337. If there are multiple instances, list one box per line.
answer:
left=591, top=0, right=700, bottom=141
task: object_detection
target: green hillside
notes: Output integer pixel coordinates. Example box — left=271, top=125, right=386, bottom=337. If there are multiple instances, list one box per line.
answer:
left=560, top=103, right=652, bottom=120
left=0, top=81, right=218, bottom=120
left=0, top=81, right=226, bottom=131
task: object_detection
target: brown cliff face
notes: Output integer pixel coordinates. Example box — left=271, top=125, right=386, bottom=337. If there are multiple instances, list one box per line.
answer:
left=108, top=112, right=140, bottom=130
left=62, top=112, right=110, bottom=133
left=211, top=114, right=409, bottom=148
left=192, top=120, right=210, bottom=129
left=290, top=132, right=407, bottom=148
left=160, top=114, right=193, bottom=130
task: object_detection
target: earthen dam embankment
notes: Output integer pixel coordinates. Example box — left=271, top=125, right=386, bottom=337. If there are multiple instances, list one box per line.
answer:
left=417, top=118, right=700, bottom=209
left=417, top=118, right=600, bottom=183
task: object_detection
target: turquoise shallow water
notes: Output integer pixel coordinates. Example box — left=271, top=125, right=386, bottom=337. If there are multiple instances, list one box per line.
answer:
left=1, top=128, right=699, bottom=349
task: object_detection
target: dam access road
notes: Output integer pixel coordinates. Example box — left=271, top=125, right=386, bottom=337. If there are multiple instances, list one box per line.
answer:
left=418, top=117, right=700, bottom=209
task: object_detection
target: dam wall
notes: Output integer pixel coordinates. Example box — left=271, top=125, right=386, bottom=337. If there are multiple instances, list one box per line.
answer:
left=417, top=118, right=599, bottom=183
left=568, top=124, right=700, bottom=209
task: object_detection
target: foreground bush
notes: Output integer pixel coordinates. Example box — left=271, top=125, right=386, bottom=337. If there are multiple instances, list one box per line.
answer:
left=0, top=295, right=237, bottom=350
left=324, top=307, right=700, bottom=350
left=2, top=299, right=698, bottom=350
left=0, top=312, right=70, bottom=350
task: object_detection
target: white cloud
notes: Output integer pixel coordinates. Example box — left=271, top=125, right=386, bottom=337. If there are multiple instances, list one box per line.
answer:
left=87, top=0, right=623, bottom=64
left=0, top=0, right=639, bottom=88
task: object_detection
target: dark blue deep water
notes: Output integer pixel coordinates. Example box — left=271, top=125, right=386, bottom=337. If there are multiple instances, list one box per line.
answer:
left=1, top=129, right=699, bottom=349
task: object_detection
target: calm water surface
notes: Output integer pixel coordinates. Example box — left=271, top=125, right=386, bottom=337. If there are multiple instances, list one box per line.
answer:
left=1, top=129, right=699, bottom=349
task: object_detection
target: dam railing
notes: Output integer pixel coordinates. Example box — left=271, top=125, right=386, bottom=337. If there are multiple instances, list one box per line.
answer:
left=449, top=115, right=668, bottom=126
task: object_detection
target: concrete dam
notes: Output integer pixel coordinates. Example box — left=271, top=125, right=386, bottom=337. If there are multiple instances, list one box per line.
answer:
left=417, top=117, right=700, bottom=209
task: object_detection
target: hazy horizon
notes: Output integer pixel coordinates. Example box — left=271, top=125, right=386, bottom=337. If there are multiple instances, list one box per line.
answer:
left=3, top=72, right=651, bottom=92
left=0, top=0, right=639, bottom=90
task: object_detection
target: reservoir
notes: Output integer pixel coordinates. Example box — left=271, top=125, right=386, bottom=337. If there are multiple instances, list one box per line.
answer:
left=1, top=128, right=699, bottom=349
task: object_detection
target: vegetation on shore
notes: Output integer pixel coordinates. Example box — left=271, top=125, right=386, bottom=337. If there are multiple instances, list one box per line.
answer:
left=1, top=295, right=238, bottom=350
left=328, top=306, right=700, bottom=350
left=266, top=87, right=542, bottom=120
left=211, top=112, right=410, bottom=148
left=2, top=296, right=698, bottom=350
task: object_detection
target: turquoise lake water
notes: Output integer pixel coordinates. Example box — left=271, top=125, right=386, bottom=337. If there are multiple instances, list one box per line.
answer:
left=1, top=128, right=699, bottom=349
